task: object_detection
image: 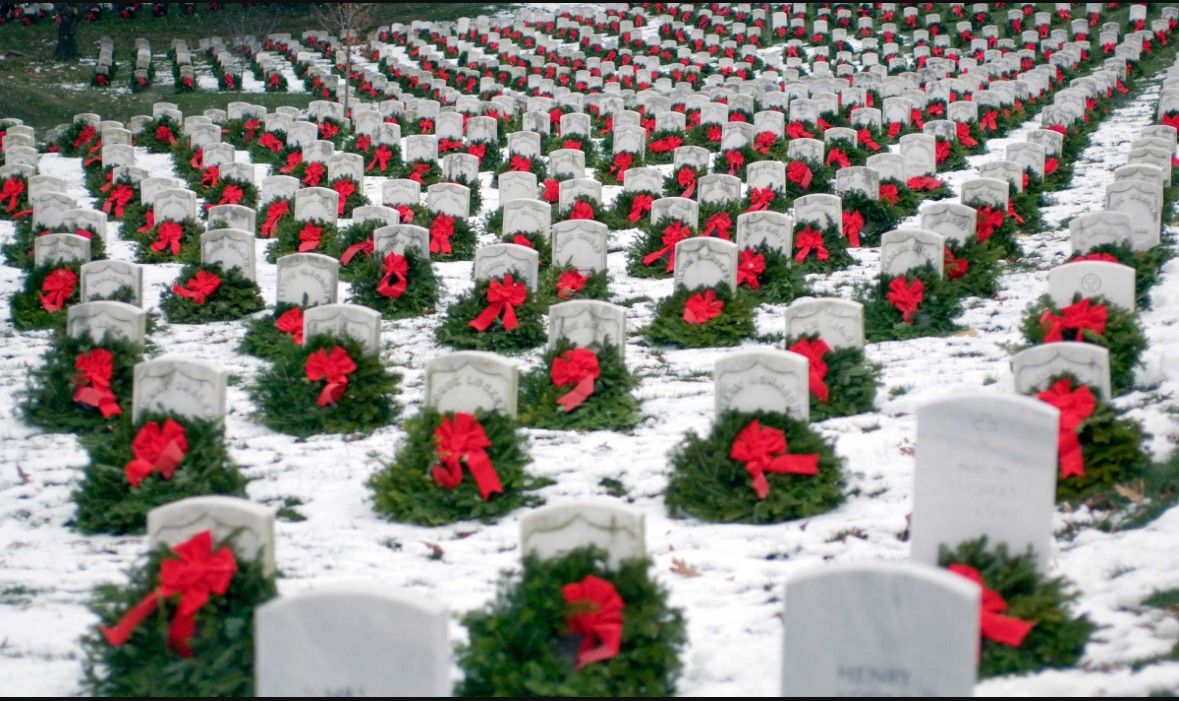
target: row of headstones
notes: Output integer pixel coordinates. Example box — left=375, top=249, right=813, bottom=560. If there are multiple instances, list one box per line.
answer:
left=239, top=36, right=298, bottom=91
left=373, top=1, right=1139, bottom=107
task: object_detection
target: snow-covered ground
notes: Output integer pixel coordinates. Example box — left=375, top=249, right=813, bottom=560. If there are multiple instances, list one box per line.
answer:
left=3, top=33, right=1179, bottom=701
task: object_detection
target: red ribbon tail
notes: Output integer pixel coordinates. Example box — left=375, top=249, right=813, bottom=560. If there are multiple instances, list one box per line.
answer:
left=981, top=611, right=1036, bottom=647
left=464, top=449, right=503, bottom=500
left=431, top=456, right=465, bottom=489
left=101, top=591, right=161, bottom=646
left=340, top=241, right=373, bottom=265
left=468, top=301, right=504, bottom=332
left=576, top=623, right=624, bottom=669
left=681, top=182, right=696, bottom=198
left=317, top=379, right=348, bottom=407
left=1058, top=429, right=1085, bottom=478
left=557, top=375, right=596, bottom=413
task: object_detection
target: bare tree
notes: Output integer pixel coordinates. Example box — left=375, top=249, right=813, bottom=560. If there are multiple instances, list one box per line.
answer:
left=310, top=3, right=377, bottom=116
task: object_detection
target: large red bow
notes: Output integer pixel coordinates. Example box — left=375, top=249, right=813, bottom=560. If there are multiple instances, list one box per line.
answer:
left=469, top=274, right=527, bottom=332
left=172, top=270, right=221, bottom=305
left=99, top=527, right=241, bottom=671
left=842, top=211, right=865, bottom=248
left=297, top=222, right=324, bottom=252
left=259, top=132, right=284, bottom=153
left=643, top=221, right=692, bottom=271
left=395, top=204, right=415, bottom=224
left=332, top=178, right=357, bottom=216
left=542, top=179, right=560, bottom=204
left=649, top=135, right=683, bottom=152
left=73, top=348, right=121, bottom=418
left=628, top=194, right=653, bottom=223
left=609, top=152, right=633, bottom=180
left=39, top=267, right=77, bottom=313
left=935, top=140, right=950, bottom=164
left=730, top=419, right=819, bottom=499
left=980, top=110, right=999, bottom=132
left=879, top=184, right=899, bottom=205
left=794, top=228, right=828, bottom=263
left=367, top=144, right=394, bottom=172
left=216, top=185, right=243, bottom=206
left=1, top=177, right=26, bottom=212
left=318, top=120, right=340, bottom=140
left=1037, top=378, right=1096, bottom=479
left=788, top=338, right=831, bottom=403
left=431, top=412, right=502, bottom=499
left=377, top=252, right=409, bottom=300
left=73, top=124, right=97, bottom=149
left=944, top=248, right=970, bottom=279
left=242, top=119, right=261, bottom=143
left=887, top=276, right=924, bottom=324
left=509, top=154, right=533, bottom=172
left=103, top=184, right=135, bottom=218
left=857, top=128, right=880, bottom=151
left=278, top=151, right=304, bottom=175
left=261, top=200, right=289, bottom=238
left=1040, top=298, right=1107, bottom=342
left=724, top=149, right=745, bottom=175
left=567, top=199, right=594, bottom=220
left=737, top=248, right=765, bottom=288
left=956, top=122, right=978, bottom=148
left=152, top=221, right=186, bottom=256
left=563, top=575, right=625, bottom=669
left=676, top=166, right=697, bottom=198
left=200, top=165, right=220, bottom=189
left=906, top=175, right=943, bottom=191
left=551, top=348, right=600, bottom=412
left=753, top=130, right=777, bottom=155
left=786, top=161, right=813, bottom=189
left=556, top=269, right=588, bottom=299
left=746, top=187, right=775, bottom=212
left=948, top=564, right=1036, bottom=648
left=682, top=289, right=724, bottom=324
left=275, top=307, right=304, bottom=344
left=976, top=206, right=1005, bottom=244
left=826, top=148, right=851, bottom=168
left=102, top=531, right=237, bottom=659
left=301, top=162, right=325, bottom=187
left=154, top=125, right=177, bottom=146
left=786, top=121, right=813, bottom=139
left=429, top=214, right=455, bottom=254
left=305, top=345, right=357, bottom=407
left=124, top=418, right=189, bottom=487
left=702, top=211, right=733, bottom=239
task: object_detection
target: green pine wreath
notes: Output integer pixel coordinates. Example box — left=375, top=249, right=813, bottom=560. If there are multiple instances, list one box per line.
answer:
left=537, top=265, right=610, bottom=306
left=434, top=277, right=546, bottom=353
left=737, top=245, right=810, bottom=304
left=840, top=191, right=899, bottom=248
left=790, top=219, right=855, bottom=272
left=332, top=219, right=387, bottom=281
left=861, top=265, right=964, bottom=342
left=239, top=303, right=302, bottom=360
left=664, top=409, right=845, bottom=524
left=11, top=262, right=82, bottom=331
left=786, top=335, right=881, bottom=421
left=946, top=235, right=1005, bottom=299
left=642, top=285, right=756, bottom=349
left=21, top=330, right=142, bottom=434
left=346, top=248, right=440, bottom=319
left=249, top=335, right=401, bottom=438
left=425, top=210, right=477, bottom=262
left=937, top=538, right=1094, bottom=680
left=368, top=408, right=545, bottom=525
left=72, top=412, right=249, bottom=534
left=264, top=218, right=339, bottom=263
left=134, top=218, right=204, bottom=264
left=455, top=547, right=686, bottom=697
left=81, top=540, right=277, bottom=697
left=518, top=341, right=642, bottom=431
left=1020, top=294, right=1146, bottom=396
left=159, top=263, right=265, bottom=324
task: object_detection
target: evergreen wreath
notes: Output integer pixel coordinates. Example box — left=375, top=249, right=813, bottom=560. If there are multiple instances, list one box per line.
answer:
left=936, top=538, right=1094, bottom=680
left=346, top=248, right=439, bottom=319
left=663, top=164, right=705, bottom=200
left=249, top=335, right=401, bottom=438
left=434, top=276, right=546, bottom=353
left=11, top=262, right=82, bottom=331
left=604, top=189, right=664, bottom=232
left=736, top=245, right=810, bottom=304
left=56, top=120, right=102, bottom=157
left=80, top=538, right=277, bottom=697
left=0, top=173, right=29, bottom=221
left=159, top=263, right=265, bottom=324
left=839, top=191, right=899, bottom=248
left=860, top=265, right=964, bottom=342
left=425, top=210, right=477, bottom=262
left=664, top=409, right=845, bottom=524
left=789, top=219, right=855, bottom=273
left=134, top=218, right=204, bottom=264
left=963, top=197, right=1020, bottom=259
left=945, top=236, right=1005, bottom=299
left=239, top=303, right=303, bottom=360
left=595, top=152, right=642, bottom=187
left=455, top=547, right=686, bottom=697
left=537, top=265, right=610, bottom=306
left=203, top=177, right=259, bottom=211
left=264, top=218, right=339, bottom=263
left=1008, top=186, right=1044, bottom=234
left=331, top=219, right=387, bottom=281
left=741, top=185, right=791, bottom=214
left=329, top=176, right=368, bottom=218
left=641, top=285, right=756, bottom=349
left=518, top=341, right=642, bottom=431
left=72, top=412, right=249, bottom=534
left=1033, top=373, right=1151, bottom=503
left=368, top=408, right=544, bottom=526
left=397, top=159, right=442, bottom=187
left=1020, top=294, right=1146, bottom=396
left=21, top=330, right=142, bottom=434
left=786, top=334, right=881, bottom=421
left=627, top=221, right=697, bottom=279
